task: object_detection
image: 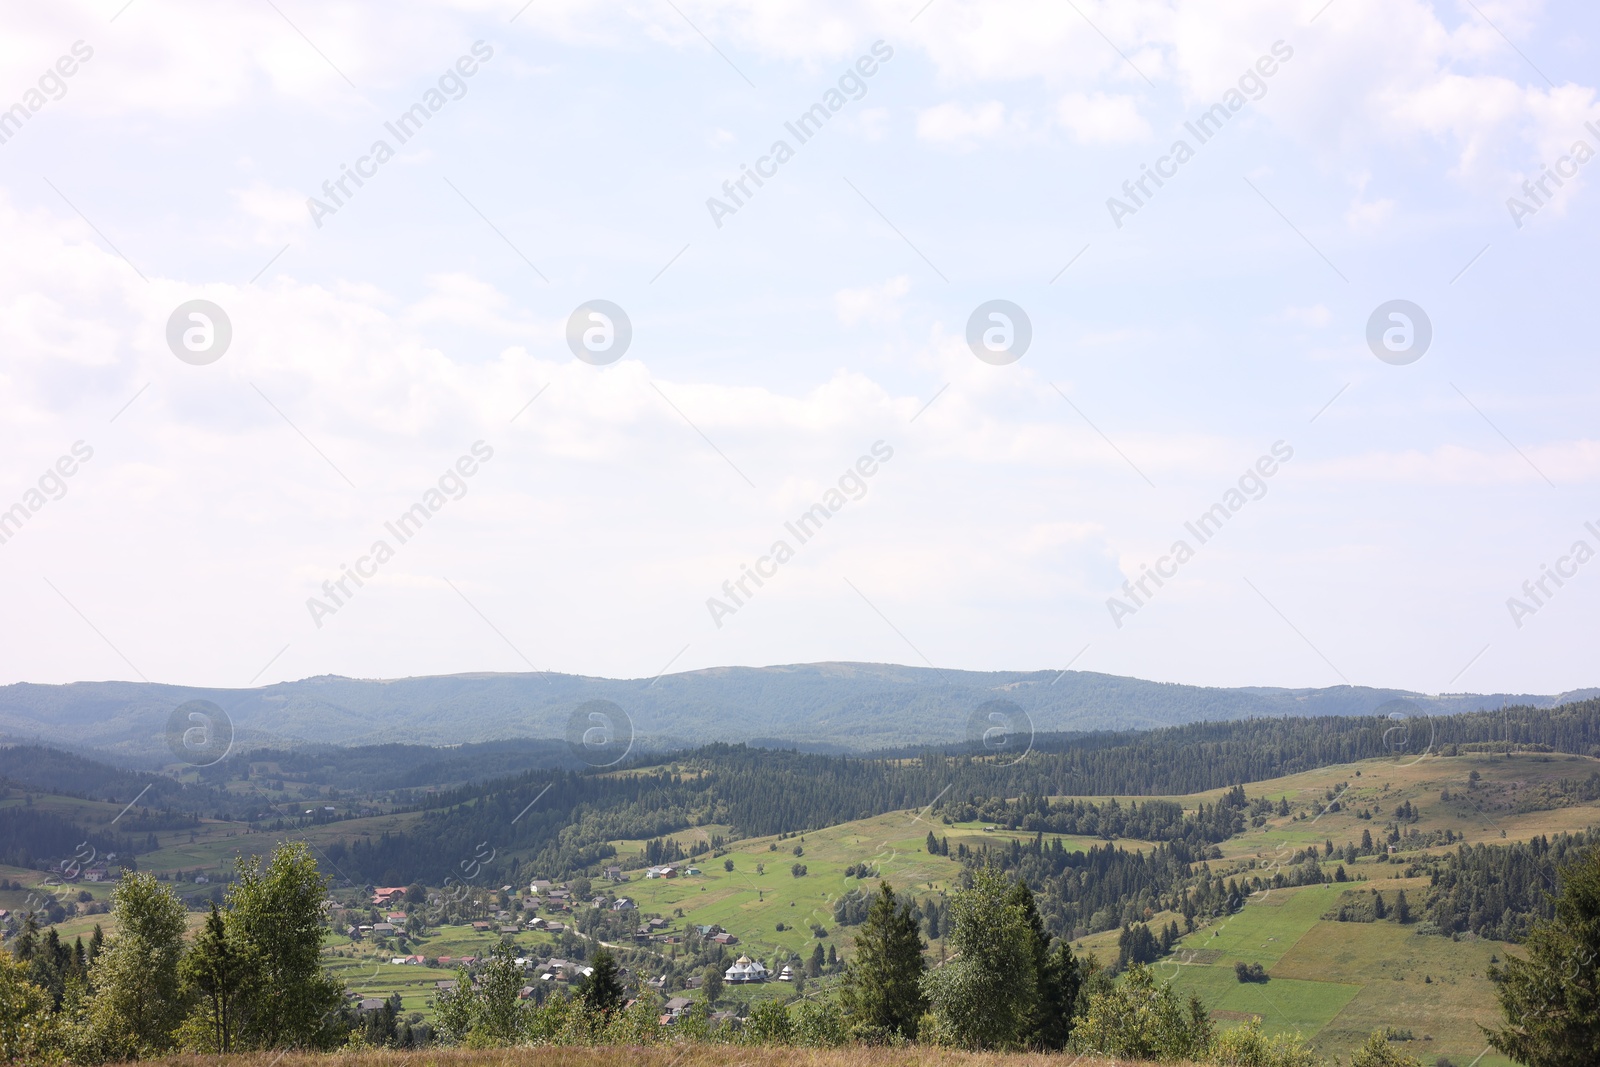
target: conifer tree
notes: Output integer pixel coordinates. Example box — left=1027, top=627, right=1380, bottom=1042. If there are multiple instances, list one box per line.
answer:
left=182, top=902, right=245, bottom=1052
left=843, top=880, right=927, bottom=1040
left=1485, top=847, right=1600, bottom=1067
left=581, top=949, right=625, bottom=1017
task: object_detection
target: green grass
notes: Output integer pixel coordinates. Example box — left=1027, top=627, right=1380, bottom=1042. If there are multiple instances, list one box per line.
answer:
left=1160, top=883, right=1518, bottom=1067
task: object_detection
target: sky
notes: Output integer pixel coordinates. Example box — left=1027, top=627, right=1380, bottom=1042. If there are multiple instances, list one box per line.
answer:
left=1, top=0, right=1598, bottom=696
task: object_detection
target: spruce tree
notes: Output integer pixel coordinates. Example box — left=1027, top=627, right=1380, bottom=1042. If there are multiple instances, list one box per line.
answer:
left=182, top=902, right=245, bottom=1052
left=1485, top=847, right=1600, bottom=1066
left=581, top=949, right=625, bottom=1017
left=843, top=880, right=927, bottom=1040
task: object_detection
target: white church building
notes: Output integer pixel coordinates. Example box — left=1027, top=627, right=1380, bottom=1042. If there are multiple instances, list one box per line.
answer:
left=723, top=955, right=769, bottom=983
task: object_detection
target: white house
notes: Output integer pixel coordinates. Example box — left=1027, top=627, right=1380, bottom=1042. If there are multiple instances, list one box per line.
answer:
left=723, top=955, right=768, bottom=983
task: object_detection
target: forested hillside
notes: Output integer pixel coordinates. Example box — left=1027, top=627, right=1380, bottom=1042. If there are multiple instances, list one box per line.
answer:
left=2, top=663, right=1588, bottom=756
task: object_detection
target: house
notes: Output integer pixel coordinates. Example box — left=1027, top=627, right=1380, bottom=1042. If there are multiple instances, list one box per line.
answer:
left=694, top=924, right=720, bottom=936
left=684, top=974, right=703, bottom=990
left=712, top=932, right=738, bottom=945
left=646, top=975, right=667, bottom=990
left=611, top=897, right=635, bottom=912
left=83, top=868, right=108, bottom=882
left=724, top=955, right=768, bottom=983
left=389, top=957, right=409, bottom=966
left=385, top=912, right=407, bottom=924
left=372, top=886, right=407, bottom=906
left=519, top=985, right=537, bottom=1000
left=435, top=980, right=459, bottom=991
left=471, top=921, right=491, bottom=932
left=591, top=896, right=608, bottom=909
left=499, top=925, right=520, bottom=935
left=544, top=922, right=565, bottom=933
left=529, top=879, right=552, bottom=894
left=778, top=965, right=794, bottom=982
left=664, top=996, right=693, bottom=1016
left=604, top=866, right=623, bottom=882
left=358, top=998, right=386, bottom=1012
left=526, top=917, right=545, bottom=929
left=372, top=923, right=397, bottom=936
left=646, top=917, right=669, bottom=930
left=685, top=867, right=701, bottom=876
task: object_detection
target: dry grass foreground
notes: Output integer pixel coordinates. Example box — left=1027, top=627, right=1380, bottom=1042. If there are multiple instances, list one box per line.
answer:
left=120, top=1046, right=1174, bottom=1067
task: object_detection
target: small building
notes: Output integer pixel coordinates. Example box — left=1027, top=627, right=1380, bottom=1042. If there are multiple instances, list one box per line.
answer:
left=372, top=923, right=397, bottom=936
left=712, top=932, right=738, bottom=945
left=471, top=921, right=491, bottom=932
left=499, top=925, right=520, bottom=935
left=529, top=879, right=552, bottom=894
left=611, top=897, right=635, bottom=912
left=664, top=996, right=693, bottom=1016
left=778, top=965, right=794, bottom=982
left=385, top=912, right=407, bottom=924
left=358, top=997, right=386, bottom=1012
left=724, top=955, right=768, bottom=983
left=604, top=866, right=623, bottom=882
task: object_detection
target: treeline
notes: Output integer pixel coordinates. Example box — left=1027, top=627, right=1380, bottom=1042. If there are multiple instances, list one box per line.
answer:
left=0, top=807, right=139, bottom=871
left=1419, top=829, right=1600, bottom=941
left=12, top=699, right=1600, bottom=889
left=943, top=789, right=1250, bottom=847
left=291, top=699, right=1600, bottom=886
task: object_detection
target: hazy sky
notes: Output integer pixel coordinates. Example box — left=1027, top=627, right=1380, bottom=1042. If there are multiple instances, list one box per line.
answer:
left=2, top=0, right=1597, bottom=695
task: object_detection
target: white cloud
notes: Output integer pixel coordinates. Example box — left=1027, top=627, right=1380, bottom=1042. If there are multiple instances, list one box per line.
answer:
left=834, top=276, right=909, bottom=327
left=916, top=100, right=1009, bottom=146
left=1057, top=92, right=1151, bottom=143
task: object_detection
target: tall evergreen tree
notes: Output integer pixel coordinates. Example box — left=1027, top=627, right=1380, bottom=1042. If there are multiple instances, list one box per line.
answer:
left=1485, top=847, right=1600, bottom=1067
left=182, top=902, right=245, bottom=1052
left=580, top=949, right=625, bottom=1018
left=1007, top=878, right=1082, bottom=1049
left=843, top=880, right=927, bottom=1041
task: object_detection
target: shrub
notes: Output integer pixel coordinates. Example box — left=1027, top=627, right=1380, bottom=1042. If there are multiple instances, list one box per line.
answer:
left=1072, top=963, right=1214, bottom=1061
left=1234, top=961, right=1269, bottom=983
left=1350, top=1030, right=1423, bottom=1067
left=743, top=999, right=792, bottom=1045
left=1212, top=1018, right=1319, bottom=1067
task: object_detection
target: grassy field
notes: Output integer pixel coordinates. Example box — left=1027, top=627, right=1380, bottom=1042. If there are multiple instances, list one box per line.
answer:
left=1158, top=881, right=1518, bottom=1067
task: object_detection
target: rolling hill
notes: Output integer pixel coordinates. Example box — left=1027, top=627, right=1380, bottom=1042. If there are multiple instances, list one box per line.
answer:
left=3, top=661, right=1593, bottom=760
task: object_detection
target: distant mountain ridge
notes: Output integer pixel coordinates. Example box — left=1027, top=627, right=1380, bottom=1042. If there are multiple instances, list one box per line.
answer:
left=0, top=662, right=1593, bottom=762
